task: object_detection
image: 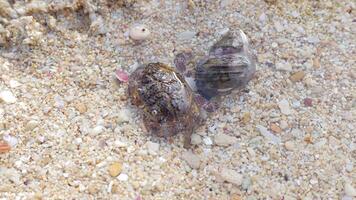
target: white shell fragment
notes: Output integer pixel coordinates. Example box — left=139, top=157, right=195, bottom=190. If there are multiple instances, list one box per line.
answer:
left=129, top=24, right=150, bottom=41
left=0, top=91, right=17, bottom=104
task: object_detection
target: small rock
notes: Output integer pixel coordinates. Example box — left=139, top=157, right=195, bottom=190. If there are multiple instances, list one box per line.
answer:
left=203, top=137, right=213, bottom=145
left=284, top=141, right=295, bottom=151
left=129, top=24, right=150, bottom=41
left=242, top=177, right=252, bottom=190
left=0, top=141, right=11, bottom=153
left=274, top=21, right=284, bottom=32
left=75, top=103, right=87, bottom=114
left=146, top=141, right=160, bottom=155
left=182, top=151, right=201, bottom=169
left=118, top=173, right=128, bottom=181
left=9, top=80, right=21, bottom=88
left=115, top=69, right=129, bottom=83
left=214, top=133, right=237, bottom=146
left=191, top=134, right=202, bottom=145
left=346, top=163, right=353, bottom=172
left=0, top=91, right=17, bottom=104
left=278, top=99, right=292, bottom=115
left=90, top=126, right=104, bottom=135
left=114, top=140, right=128, bottom=148
left=280, top=120, right=288, bottom=130
left=303, top=98, right=313, bottom=107
left=25, top=120, right=39, bottom=131
left=241, top=112, right=251, bottom=124
left=290, top=71, right=305, bottom=82
left=117, top=109, right=131, bottom=123
left=341, top=196, right=353, bottom=200
left=270, top=123, right=282, bottom=133
left=256, top=125, right=281, bottom=144
left=345, top=182, right=356, bottom=197
left=276, top=61, right=292, bottom=71
left=3, top=135, right=18, bottom=147
left=108, top=162, right=122, bottom=177
left=177, top=30, right=196, bottom=41
left=219, top=168, right=243, bottom=186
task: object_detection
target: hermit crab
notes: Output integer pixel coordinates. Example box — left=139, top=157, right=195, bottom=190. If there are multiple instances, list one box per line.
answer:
left=128, top=63, right=201, bottom=147
left=194, top=30, right=256, bottom=99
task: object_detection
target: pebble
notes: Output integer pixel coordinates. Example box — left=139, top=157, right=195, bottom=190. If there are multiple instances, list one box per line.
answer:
left=118, top=173, right=128, bottom=181
left=146, top=141, right=160, bottom=155
left=129, top=24, right=150, bottom=41
left=290, top=71, right=305, bottom=82
left=345, top=182, right=356, bottom=196
left=108, top=162, right=122, bottom=177
left=280, top=120, right=288, bottom=129
left=0, top=141, right=11, bottom=153
left=346, top=163, right=353, bottom=172
left=190, top=134, right=202, bottom=145
left=182, top=151, right=201, bottom=169
left=242, top=177, right=252, bottom=190
left=0, top=91, right=17, bottom=104
left=90, top=125, right=105, bottom=135
left=9, top=80, right=21, bottom=88
left=218, top=168, right=243, bottom=186
left=284, top=141, right=295, bottom=151
left=203, top=137, right=213, bottom=145
left=177, top=30, right=196, bottom=41
left=214, top=133, right=237, bottom=146
left=270, top=123, right=282, bottom=133
left=3, top=135, right=18, bottom=147
left=75, top=102, right=87, bottom=114
left=303, top=98, right=313, bottom=107
left=117, top=109, right=131, bottom=123
left=256, top=125, right=281, bottom=144
left=278, top=99, right=292, bottom=115
left=25, top=120, right=39, bottom=131
left=241, top=112, right=251, bottom=124
left=276, top=61, right=292, bottom=71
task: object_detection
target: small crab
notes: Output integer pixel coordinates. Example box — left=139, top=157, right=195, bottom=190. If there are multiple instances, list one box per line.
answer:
left=128, top=63, right=201, bottom=147
left=194, top=30, right=256, bottom=100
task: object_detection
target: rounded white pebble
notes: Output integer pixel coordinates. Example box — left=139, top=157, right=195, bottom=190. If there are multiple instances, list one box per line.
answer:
left=0, top=91, right=17, bottom=104
left=118, top=173, right=128, bottom=181
left=129, top=24, right=150, bottom=41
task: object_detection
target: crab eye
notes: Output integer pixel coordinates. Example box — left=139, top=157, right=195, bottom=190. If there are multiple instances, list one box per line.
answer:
left=152, top=110, right=158, bottom=115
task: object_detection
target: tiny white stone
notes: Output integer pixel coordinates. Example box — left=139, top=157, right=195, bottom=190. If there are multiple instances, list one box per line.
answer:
left=284, top=141, right=295, bottom=151
left=25, top=120, right=39, bottom=131
left=146, top=141, right=160, bottom=155
left=90, top=126, right=104, bottom=135
left=9, top=80, right=21, bottom=88
left=275, top=61, right=292, bottom=71
left=345, top=182, right=356, bottom=197
left=117, top=173, right=128, bottom=181
left=114, top=140, right=128, bottom=148
left=190, top=134, right=202, bottom=145
left=0, top=91, right=17, bottom=104
left=182, top=151, right=201, bottom=169
left=279, top=120, right=288, bottom=129
left=129, top=24, right=150, bottom=41
left=219, top=168, right=243, bottom=186
left=256, top=125, right=281, bottom=144
left=117, top=108, right=131, bottom=123
left=214, top=133, right=237, bottom=146
left=203, top=137, right=213, bottom=145
left=3, top=135, right=18, bottom=147
left=278, top=99, right=292, bottom=115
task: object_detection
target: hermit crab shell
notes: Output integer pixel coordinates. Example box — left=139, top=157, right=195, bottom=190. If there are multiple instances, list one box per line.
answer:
left=128, top=63, right=201, bottom=139
left=194, top=30, right=256, bottom=99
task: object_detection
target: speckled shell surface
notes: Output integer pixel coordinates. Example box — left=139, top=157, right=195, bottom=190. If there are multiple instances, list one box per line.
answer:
left=128, top=63, right=200, bottom=138
left=195, top=31, right=256, bottom=99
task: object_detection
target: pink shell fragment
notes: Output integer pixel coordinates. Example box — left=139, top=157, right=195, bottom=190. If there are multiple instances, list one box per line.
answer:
left=115, top=69, right=129, bottom=83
